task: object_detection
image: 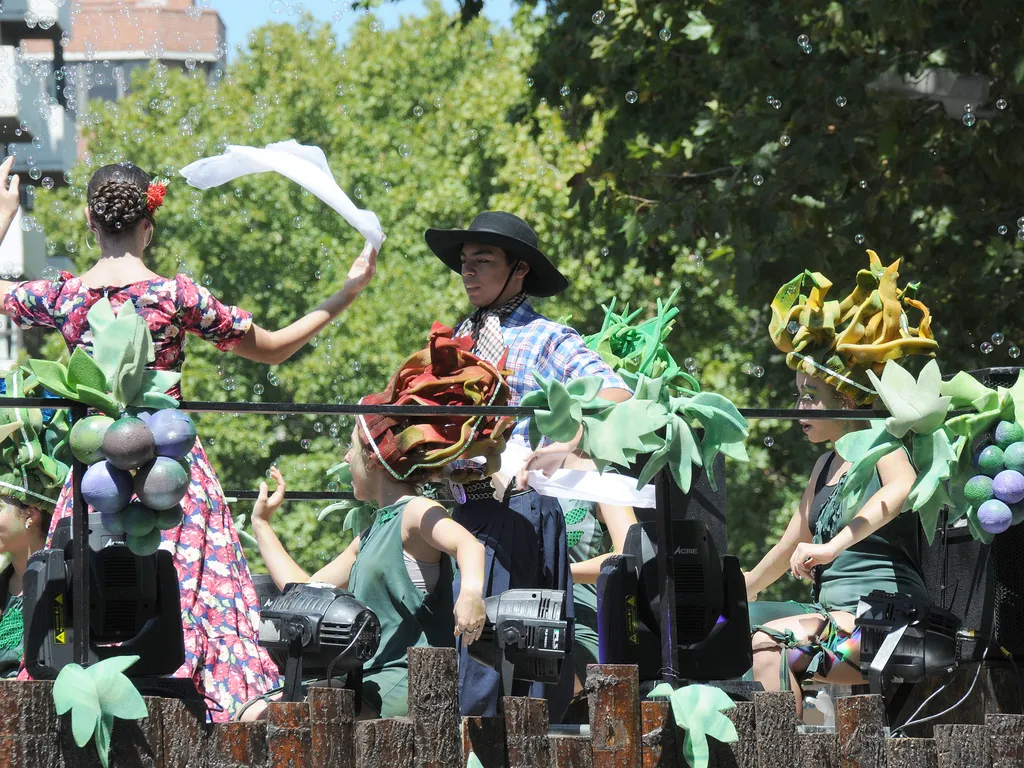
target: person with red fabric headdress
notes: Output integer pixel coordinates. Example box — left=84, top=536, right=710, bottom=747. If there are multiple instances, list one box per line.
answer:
left=240, top=324, right=509, bottom=720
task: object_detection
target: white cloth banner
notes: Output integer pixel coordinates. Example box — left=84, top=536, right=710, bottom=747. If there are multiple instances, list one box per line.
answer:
left=179, top=140, right=386, bottom=251
left=499, top=440, right=656, bottom=508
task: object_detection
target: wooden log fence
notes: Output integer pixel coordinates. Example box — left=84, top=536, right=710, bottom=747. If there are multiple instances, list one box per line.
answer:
left=0, top=648, right=1021, bottom=768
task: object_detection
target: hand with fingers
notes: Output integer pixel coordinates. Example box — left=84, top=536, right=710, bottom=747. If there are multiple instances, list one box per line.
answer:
left=453, top=589, right=487, bottom=646
left=0, top=157, right=21, bottom=239
left=789, top=541, right=837, bottom=581
left=253, top=466, right=287, bottom=525
left=343, top=242, right=378, bottom=297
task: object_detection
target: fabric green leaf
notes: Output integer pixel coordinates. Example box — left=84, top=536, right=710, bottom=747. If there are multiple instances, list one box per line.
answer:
left=834, top=421, right=890, bottom=464
left=52, top=663, right=101, bottom=747
left=647, top=683, right=676, bottom=699
left=74, top=386, right=121, bottom=418
left=838, top=429, right=902, bottom=511
left=682, top=393, right=748, bottom=444
left=233, top=515, right=259, bottom=548
left=866, top=360, right=951, bottom=438
left=530, top=376, right=583, bottom=444
left=668, top=421, right=701, bottom=494
left=67, top=347, right=108, bottom=393
left=138, top=391, right=181, bottom=410
left=565, top=376, right=603, bottom=403
left=646, top=684, right=738, bottom=768
left=905, top=430, right=957, bottom=528
left=92, top=656, right=148, bottom=720
left=581, top=399, right=672, bottom=470
left=466, top=752, right=485, bottom=768
left=94, top=713, right=114, bottom=768
left=27, top=360, right=75, bottom=400
left=915, top=485, right=953, bottom=546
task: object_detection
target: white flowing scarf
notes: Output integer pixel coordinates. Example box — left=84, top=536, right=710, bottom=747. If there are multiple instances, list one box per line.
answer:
left=179, top=140, right=386, bottom=251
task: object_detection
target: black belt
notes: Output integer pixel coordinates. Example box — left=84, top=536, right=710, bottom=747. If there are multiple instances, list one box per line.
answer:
left=460, top=479, right=532, bottom=504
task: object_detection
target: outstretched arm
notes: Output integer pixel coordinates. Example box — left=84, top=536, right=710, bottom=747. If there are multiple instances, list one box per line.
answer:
left=230, top=242, right=378, bottom=365
left=0, top=156, right=21, bottom=304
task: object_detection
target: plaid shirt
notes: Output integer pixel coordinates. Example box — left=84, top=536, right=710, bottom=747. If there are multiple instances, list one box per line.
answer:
left=456, top=301, right=628, bottom=442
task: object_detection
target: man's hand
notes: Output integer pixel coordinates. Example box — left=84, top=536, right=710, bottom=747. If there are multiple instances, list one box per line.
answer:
left=516, top=434, right=581, bottom=489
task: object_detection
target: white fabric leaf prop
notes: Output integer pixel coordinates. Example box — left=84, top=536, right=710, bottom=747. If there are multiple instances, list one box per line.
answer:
left=867, top=359, right=951, bottom=438
left=180, top=140, right=385, bottom=251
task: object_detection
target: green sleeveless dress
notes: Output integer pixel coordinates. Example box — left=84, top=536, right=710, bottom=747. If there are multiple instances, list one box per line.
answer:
left=558, top=499, right=612, bottom=681
left=0, top=566, right=23, bottom=679
left=348, top=497, right=455, bottom=717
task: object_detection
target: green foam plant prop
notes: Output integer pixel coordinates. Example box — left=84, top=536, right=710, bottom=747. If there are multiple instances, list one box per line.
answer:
left=648, top=683, right=739, bottom=768
left=52, top=654, right=149, bottom=768
left=28, top=298, right=181, bottom=417
left=834, top=360, right=956, bottom=543
left=522, top=372, right=748, bottom=493
left=320, top=461, right=378, bottom=533
left=0, top=369, right=71, bottom=511
left=231, top=513, right=259, bottom=548
left=466, top=753, right=485, bottom=768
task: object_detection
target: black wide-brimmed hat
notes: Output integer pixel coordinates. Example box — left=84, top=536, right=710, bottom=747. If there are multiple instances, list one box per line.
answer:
left=425, top=211, right=569, bottom=298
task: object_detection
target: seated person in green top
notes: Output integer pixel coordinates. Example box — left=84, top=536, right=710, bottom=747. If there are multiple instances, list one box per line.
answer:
left=743, top=252, right=937, bottom=716
left=0, top=494, right=49, bottom=678
left=240, top=324, right=510, bottom=721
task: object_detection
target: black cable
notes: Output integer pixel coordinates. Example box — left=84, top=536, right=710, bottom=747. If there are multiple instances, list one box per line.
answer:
left=233, top=685, right=286, bottom=721
left=891, top=646, right=989, bottom=736
left=325, top=614, right=374, bottom=691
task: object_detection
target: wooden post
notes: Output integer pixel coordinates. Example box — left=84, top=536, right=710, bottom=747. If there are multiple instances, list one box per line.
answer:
left=640, top=700, right=678, bottom=768
left=887, top=738, right=937, bottom=768
left=551, top=735, right=594, bottom=768
left=309, top=687, right=356, bottom=768
left=986, top=714, right=1024, bottom=768
left=266, top=701, right=312, bottom=768
left=355, top=717, right=416, bottom=768
left=408, top=647, right=462, bottom=768
left=160, top=698, right=211, bottom=768
left=462, top=717, right=507, bottom=768
left=796, top=732, right=839, bottom=768
left=754, top=692, right=797, bottom=768
left=504, top=697, right=552, bottom=768
left=934, top=724, right=990, bottom=768
left=836, top=695, right=887, bottom=768
left=713, top=702, right=756, bottom=768
left=206, top=721, right=268, bottom=768
left=0, top=680, right=62, bottom=768
left=586, top=665, right=641, bottom=768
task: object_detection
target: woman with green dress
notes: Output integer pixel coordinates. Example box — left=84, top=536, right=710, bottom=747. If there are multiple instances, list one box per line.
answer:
left=743, top=252, right=937, bottom=715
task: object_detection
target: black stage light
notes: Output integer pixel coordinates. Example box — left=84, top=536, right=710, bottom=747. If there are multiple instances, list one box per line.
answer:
left=468, top=589, right=570, bottom=697
left=23, top=514, right=190, bottom=696
left=259, top=582, right=381, bottom=703
left=597, top=519, right=753, bottom=686
left=855, top=590, right=961, bottom=694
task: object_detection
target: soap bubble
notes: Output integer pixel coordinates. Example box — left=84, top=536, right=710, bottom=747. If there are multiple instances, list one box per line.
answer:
left=592, top=10, right=605, bottom=24
left=559, top=85, right=570, bottom=97
left=797, top=34, right=809, bottom=46
left=223, top=376, right=237, bottom=391
left=369, top=20, right=383, bottom=33
left=1018, top=228, right=1024, bottom=241
left=779, top=134, right=791, bottom=147
left=992, top=333, right=1005, bottom=346
left=301, top=438, right=312, bottom=450
left=433, top=96, right=443, bottom=109
left=764, top=436, right=775, bottom=448
left=202, top=274, right=212, bottom=286
left=771, top=98, right=782, bottom=109
left=467, top=128, right=479, bottom=141
left=253, top=383, right=264, bottom=395
left=625, top=90, right=638, bottom=104
left=854, top=234, right=865, bottom=245
left=787, top=321, right=801, bottom=335
left=1010, top=346, right=1021, bottom=359
left=801, top=42, right=813, bottom=54
left=398, top=143, right=412, bottom=158
left=753, top=175, right=764, bottom=186
left=835, top=96, right=847, bottom=107
left=684, top=357, right=698, bottom=373
left=963, top=112, right=976, bottom=127
left=999, top=225, right=1008, bottom=235
left=753, top=366, right=765, bottom=378
left=353, top=186, right=364, bottom=200
left=1017, top=217, right=1024, bottom=228
left=741, top=362, right=754, bottom=375
left=963, top=103, right=973, bottom=113
left=327, top=481, right=339, bottom=493
left=859, top=180, right=868, bottom=189
left=267, top=371, right=280, bottom=386
left=413, top=105, right=424, bottom=117
left=690, top=252, right=704, bottom=267
left=526, top=77, right=534, bottom=88
left=981, top=342, right=994, bottom=354
left=997, top=99, right=1008, bottom=110
left=659, top=28, right=671, bottom=41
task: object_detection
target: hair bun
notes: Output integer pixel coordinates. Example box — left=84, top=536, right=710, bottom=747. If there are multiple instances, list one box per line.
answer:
left=86, top=163, right=155, bottom=236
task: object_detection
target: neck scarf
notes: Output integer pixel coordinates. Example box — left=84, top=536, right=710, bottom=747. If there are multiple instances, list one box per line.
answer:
left=470, top=292, right=527, bottom=364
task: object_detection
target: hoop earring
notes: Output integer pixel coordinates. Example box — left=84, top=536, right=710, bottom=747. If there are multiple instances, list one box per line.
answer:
left=145, top=228, right=154, bottom=248
left=85, top=231, right=96, bottom=251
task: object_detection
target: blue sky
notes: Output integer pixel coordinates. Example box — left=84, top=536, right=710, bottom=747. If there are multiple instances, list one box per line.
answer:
left=209, top=0, right=517, bottom=56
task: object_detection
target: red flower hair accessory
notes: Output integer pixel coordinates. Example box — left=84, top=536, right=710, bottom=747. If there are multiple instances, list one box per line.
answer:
left=146, top=180, right=167, bottom=213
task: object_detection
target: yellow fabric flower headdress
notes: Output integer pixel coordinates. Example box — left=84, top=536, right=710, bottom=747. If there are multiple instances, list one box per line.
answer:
left=768, top=250, right=938, bottom=404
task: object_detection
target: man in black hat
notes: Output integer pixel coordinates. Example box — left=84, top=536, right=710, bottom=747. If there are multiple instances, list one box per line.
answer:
left=426, top=211, right=631, bottom=718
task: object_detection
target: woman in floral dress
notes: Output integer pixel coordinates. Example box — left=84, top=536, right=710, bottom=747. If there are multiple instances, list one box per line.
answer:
left=0, top=158, right=378, bottom=720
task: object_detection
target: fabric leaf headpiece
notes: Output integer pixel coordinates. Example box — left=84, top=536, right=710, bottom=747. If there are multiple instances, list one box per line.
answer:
left=356, top=323, right=513, bottom=483
left=0, top=369, right=71, bottom=512
left=768, top=250, right=938, bottom=405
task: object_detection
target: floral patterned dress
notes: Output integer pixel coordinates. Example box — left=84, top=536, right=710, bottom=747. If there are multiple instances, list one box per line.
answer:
left=3, top=271, right=281, bottom=721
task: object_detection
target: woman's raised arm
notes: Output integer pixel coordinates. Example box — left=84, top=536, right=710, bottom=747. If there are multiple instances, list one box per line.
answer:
left=230, top=242, right=378, bottom=365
